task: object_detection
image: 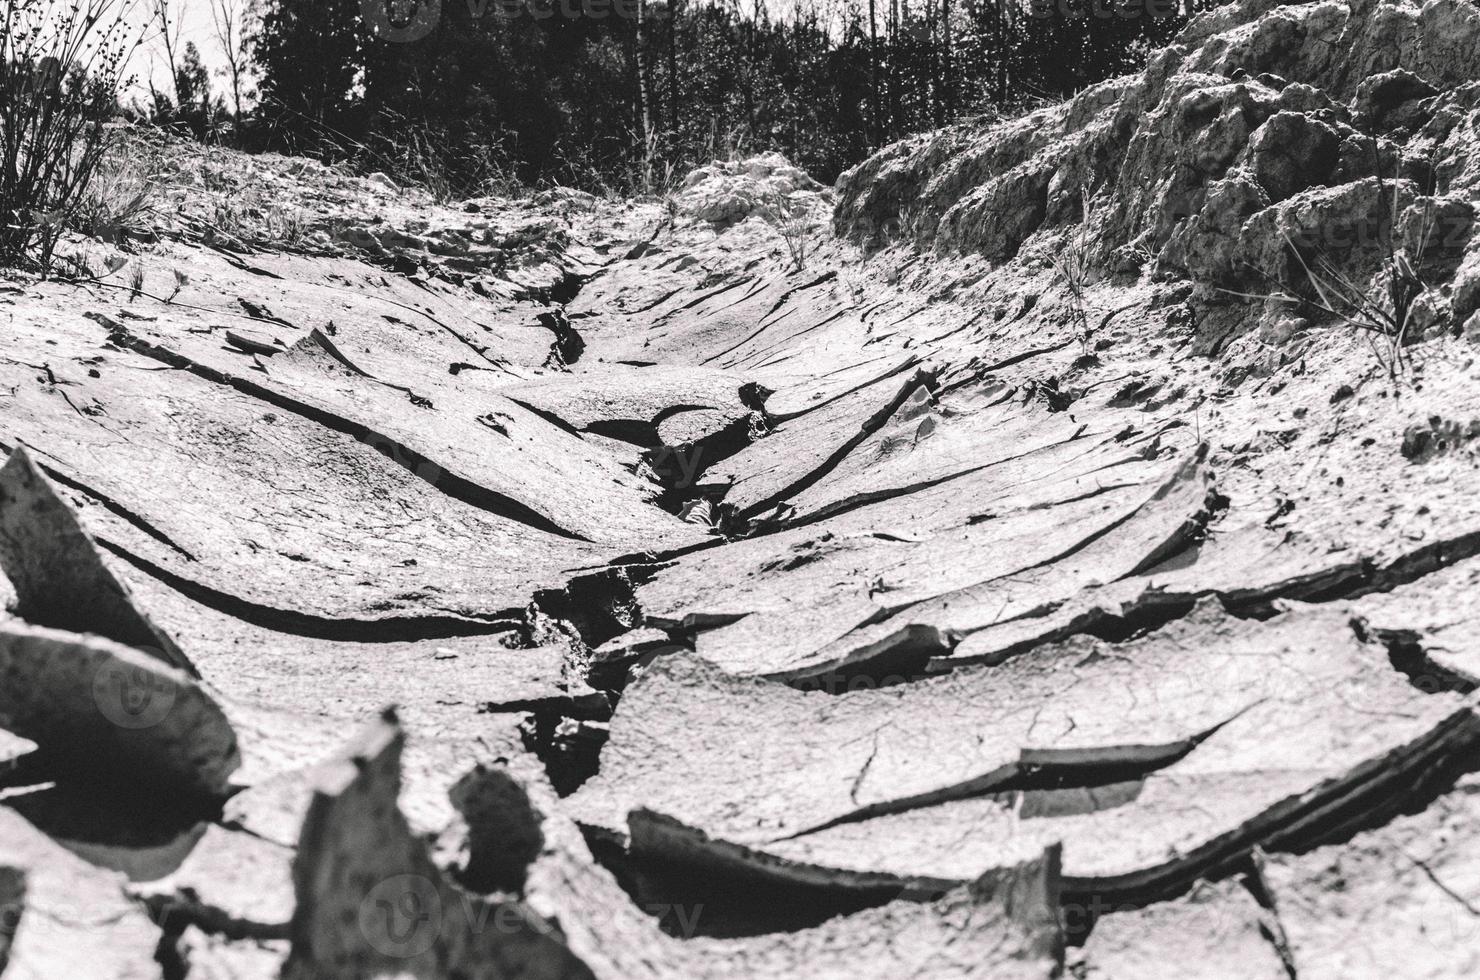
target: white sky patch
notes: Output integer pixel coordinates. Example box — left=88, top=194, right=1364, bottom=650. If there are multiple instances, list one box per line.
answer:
left=103, top=0, right=232, bottom=103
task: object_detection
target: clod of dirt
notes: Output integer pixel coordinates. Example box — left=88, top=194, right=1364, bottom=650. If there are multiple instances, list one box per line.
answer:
left=0, top=447, right=194, bottom=674
left=677, top=153, right=833, bottom=228
left=0, top=623, right=239, bottom=797
left=1401, top=415, right=1480, bottom=460
left=281, top=710, right=592, bottom=980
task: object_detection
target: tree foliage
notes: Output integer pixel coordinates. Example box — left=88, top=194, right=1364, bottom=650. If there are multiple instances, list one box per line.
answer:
left=253, top=0, right=364, bottom=147
left=247, top=0, right=1212, bottom=192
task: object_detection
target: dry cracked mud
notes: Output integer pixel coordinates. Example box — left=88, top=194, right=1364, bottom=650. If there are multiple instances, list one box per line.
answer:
left=3, top=0, right=1480, bottom=976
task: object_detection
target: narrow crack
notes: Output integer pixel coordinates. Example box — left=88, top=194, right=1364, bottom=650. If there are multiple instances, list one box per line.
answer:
left=135, top=891, right=289, bottom=944
left=935, top=338, right=1078, bottom=396
left=766, top=355, right=922, bottom=424
left=657, top=275, right=753, bottom=317
left=698, top=271, right=839, bottom=366
left=104, top=323, right=590, bottom=541
left=100, top=539, right=521, bottom=641
left=1242, top=850, right=1301, bottom=980
left=733, top=306, right=854, bottom=368
left=1299, top=527, right=1480, bottom=604
left=1055, top=709, right=1480, bottom=911
left=776, top=732, right=1217, bottom=845
left=1356, top=622, right=1478, bottom=696
left=736, top=367, right=939, bottom=523
left=0, top=441, right=197, bottom=561
left=941, top=523, right=1480, bottom=673
left=1404, top=849, right=1480, bottom=917
left=768, top=435, right=1142, bottom=536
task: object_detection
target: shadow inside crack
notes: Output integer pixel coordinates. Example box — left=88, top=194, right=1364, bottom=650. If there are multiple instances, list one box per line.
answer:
left=519, top=709, right=607, bottom=798
left=3, top=781, right=213, bottom=882
left=580, top=826, right=903, bottom=939
left=992, top=778, right=1146, bottom=822
left=1362, top=624, right=1479, bottom=697
left=783, top=626, right=943, bottom=693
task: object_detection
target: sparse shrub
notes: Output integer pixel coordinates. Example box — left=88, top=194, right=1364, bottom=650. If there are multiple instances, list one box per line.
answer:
left=0, top=0, right=140, bottom=271
left=208, top=194, right=308, bottom=249
left=69, top=134, right=163, bottom=245
left=352, top=112, right=526, bottom=204
left=1235, top=167, right=1442, bottom=380
left=636, top=128, right=680, bottom=199
left=771, top=189, right=818, bottom=273
left=1288, top=236, right=1432, bottom=378
left=1052, top=189, right=1096, bottom=350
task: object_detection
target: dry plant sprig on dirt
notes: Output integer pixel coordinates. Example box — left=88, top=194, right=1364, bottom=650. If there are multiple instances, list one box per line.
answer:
left=69, top=135, right=164, bottom=245
left=1052, top=188, right=1096, bottom=351
left=770, top=189, right=817, bottom=273
left=209, top=195, right=309, bottom=249
left=1226, top=166, right=1440, bottom=381
left=638, top=127, right=679, bottom=199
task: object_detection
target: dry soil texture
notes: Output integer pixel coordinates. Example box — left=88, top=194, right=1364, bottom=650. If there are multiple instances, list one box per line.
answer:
left=2, top=1, right=1480, bottom=976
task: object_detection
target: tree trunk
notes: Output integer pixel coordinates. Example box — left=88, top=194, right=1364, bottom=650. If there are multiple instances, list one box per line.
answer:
left=926, top=0, right=937, bottom=126
left=941, top=0, right=952, bottom=122
left=995, top=0, right=1008, bottom=103
left=889, top=0, right=899, bottom=137
left=155, top=1, right=185, bottom=111
left=869, top=0, right=879, bottom=145
left=667, top=0, right=679, bottom=141
left=635, top=0, right=654, bottom=182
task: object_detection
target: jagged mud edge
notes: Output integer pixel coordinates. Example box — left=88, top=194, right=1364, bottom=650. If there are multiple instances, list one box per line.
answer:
left=587, top=709, right=1480, bottom=914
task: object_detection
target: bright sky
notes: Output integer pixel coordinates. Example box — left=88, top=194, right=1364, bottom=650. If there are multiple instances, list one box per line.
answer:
left=100, top=0, right=235, bottom=102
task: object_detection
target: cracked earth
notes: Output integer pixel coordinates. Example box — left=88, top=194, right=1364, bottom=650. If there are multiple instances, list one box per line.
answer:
left=3, top=0, right=1480, bottom=976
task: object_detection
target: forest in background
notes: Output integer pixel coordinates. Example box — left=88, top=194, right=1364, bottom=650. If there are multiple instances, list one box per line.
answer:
left=148, top=0, right=1208, bottom=196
